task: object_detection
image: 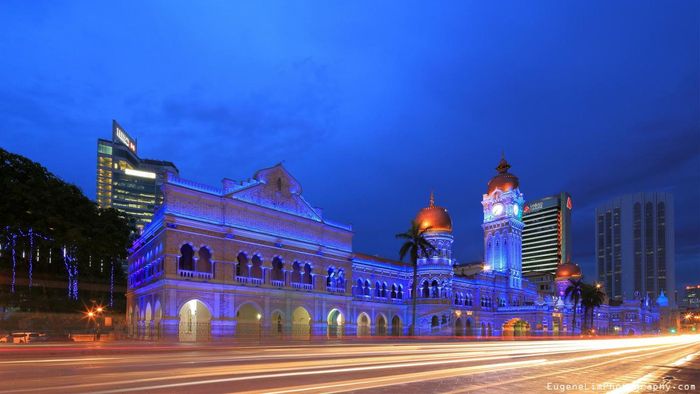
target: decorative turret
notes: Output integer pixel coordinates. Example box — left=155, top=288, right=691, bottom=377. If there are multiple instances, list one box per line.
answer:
left=481, top=154, right=525, bottom=289
left=415, top=191, right=453, bottom=233
left=554, top=262, right=583, bottom=297
left=656, top=289, right=669, bottom=307
left=414, top=193, right=453, bottom=264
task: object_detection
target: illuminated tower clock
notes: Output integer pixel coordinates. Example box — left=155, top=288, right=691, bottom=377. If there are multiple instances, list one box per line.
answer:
left=481, top=155, right=525, bottom=288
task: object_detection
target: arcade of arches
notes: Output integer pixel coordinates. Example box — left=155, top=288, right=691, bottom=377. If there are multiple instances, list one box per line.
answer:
left=132, top=299, right=543, bottom=342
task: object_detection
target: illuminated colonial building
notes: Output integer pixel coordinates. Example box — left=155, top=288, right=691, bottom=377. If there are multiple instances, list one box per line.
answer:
left=126, top=158, right=659, bottom=341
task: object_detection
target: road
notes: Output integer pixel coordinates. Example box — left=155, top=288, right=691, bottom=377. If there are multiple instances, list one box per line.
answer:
left=0, top=335, right=699, bottom=393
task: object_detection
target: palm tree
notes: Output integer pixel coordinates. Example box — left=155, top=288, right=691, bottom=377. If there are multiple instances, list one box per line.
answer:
left=581, top=283, right=606, bottom=335
left=396, top=220, right=435, bottom=336
left=564, top=279, right=584, bottom=335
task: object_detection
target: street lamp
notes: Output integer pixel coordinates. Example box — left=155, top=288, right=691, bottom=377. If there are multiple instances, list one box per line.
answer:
left=86, top=305, right=107, bottom=341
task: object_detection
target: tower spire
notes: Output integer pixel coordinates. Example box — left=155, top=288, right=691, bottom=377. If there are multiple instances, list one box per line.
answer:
left=429, top=191, right=435, bottom=208
left=496, top=152, right=511, bottom=173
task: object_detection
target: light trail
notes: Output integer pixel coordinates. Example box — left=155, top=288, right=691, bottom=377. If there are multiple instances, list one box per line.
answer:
left=0, top=335, right=698, bottom=394
left=263, top=338, right=698, bottom=393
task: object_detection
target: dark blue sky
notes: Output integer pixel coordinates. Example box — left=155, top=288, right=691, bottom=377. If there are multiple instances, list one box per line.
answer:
left=1, top=1, right=698, bottom=291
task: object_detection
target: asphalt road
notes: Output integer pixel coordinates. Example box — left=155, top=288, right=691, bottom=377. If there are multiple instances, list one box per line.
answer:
left=0, top=335, right=699, bottom=393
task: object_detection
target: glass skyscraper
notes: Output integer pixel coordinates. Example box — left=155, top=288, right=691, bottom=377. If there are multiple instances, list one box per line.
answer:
left=595, top=193, right=674, bottom=304
left=96, top=120, right=178, bottom=232
left=521, top=192, right=572, bottom=276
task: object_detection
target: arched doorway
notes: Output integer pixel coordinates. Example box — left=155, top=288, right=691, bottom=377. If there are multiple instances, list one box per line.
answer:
left=291, top=307, right=311, bottom=339
left=455, top=317, right=464, bottom=336
left=271, top=311, right=284, bottom=337
left=357, top=313, right=371, bottom=337
left=502, top=318, right=530, bottom=337
left=134, top=305, right=141, bottom=338
left=144, top=303, right=153, bottom=339
left=376, top=314, right=387, bottom=336
left=236, top=303, right=262, bottom=338
left=178, top=300, right=212, bottom=342
left=153, top=301, right=163, bottom=340
left=552, top=315, right=561, bottom=336
left=327, top=309, right=344, bottom=338
left=465, top=318, right=473, bottom=336
left=431, top=315, right=439, bottom=333
left=391, top=315, right=402, bottom=336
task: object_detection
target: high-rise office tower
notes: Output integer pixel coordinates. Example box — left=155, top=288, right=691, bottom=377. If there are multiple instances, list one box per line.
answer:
left=97, top=120, right=178, bottom=231
left=521, top=192, right=572, bottom=276
left=595, top=193, right=674, bottom=304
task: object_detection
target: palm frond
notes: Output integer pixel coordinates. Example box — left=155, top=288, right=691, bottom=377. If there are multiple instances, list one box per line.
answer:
left=398, top=242, right=412, bottom=261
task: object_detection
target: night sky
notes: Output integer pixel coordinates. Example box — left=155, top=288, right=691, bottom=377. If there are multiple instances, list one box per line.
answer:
left=1, top=2, right=698, bottom=292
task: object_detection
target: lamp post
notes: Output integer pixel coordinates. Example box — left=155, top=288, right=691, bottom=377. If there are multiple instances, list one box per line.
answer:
left=86, top=304, right=106, bottom=341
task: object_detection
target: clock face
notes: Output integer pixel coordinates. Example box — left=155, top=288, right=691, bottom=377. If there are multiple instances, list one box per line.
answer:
left=491, top=203, right=504, bottom=216
left=513, top=204, right=519, bottom=215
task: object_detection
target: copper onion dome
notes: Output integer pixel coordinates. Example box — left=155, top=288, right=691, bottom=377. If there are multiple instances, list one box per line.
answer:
left=414, top=192, right=452, bottom=233
left=555, top=262, right=582, bottom=281
left=487, top=154, right=519, bottom=195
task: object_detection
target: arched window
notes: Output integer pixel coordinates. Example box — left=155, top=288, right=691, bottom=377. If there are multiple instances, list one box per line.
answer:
left=236, top=252, right=248, bottom=277
left=398, top=285, right=404, bottom=299
left=326, top=267, right=335, bottom=287
left=250, top=255, right=263, bottom=279
left=364, top=280, right=371, bottom=296
left=381, top=282, right=388, bottom=298
left=197, top=247, right=212, bottom=272
left=291, top=261, right=302, bottom=283
left=431, top=316, right=439, bottom=331
left=271, top=257, right=284, bottom=282
left=336, top=269, right=345, bottom=289
left=179, top=244, right=194, bottom=271
left=466, top=292, right=473, bottom=306
left=356, top=279, right=364, bottom=296
left=422, top=281, right=430, bottom=298
left=391, top=284, right=397, bottom=299
left=303, top=263, right=313, bottom=285
left=375, top=281, right=381, bottom=297
left=431, top=280, right=439, bottom=298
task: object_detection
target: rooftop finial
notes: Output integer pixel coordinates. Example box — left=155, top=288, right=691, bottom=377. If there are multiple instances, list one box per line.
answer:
left=429, top=191, right=435, bottom=208
left=496, top=153, right=511, bottom=173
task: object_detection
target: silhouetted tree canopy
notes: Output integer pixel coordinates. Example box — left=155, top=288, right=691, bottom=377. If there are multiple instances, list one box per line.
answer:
left=0, top=147, right=133, bottom=312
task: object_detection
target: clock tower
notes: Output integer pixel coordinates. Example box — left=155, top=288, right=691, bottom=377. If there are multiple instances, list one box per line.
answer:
left=482, top=155, right=525, bottom=288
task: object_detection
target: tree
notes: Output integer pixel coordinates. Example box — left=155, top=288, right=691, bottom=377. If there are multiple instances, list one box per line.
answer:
left=564, top=278, right=584, bottom=336
left=396, top=221, right=435, bottom=336
left=580, top=283, right=606, bottom=335
left=0, top=147, right=133, bottom=311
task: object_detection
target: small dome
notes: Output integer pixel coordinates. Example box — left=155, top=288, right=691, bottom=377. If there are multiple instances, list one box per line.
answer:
left=487, top=155, right=519, bottom=195
left=656, top=290, right=669, bottom=307
left=555, top=262, right=582, bottom=281
left=414, top=192, right=452, bottom=233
